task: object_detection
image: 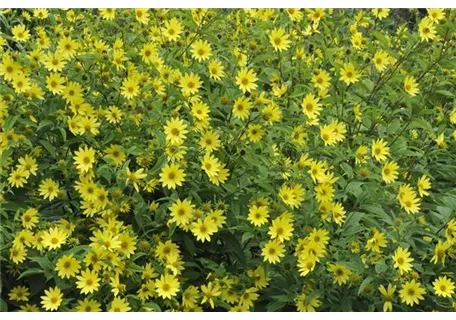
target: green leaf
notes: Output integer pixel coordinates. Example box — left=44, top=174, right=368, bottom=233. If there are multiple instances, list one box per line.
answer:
left=374, top=259, right=388, bottom=274
left=3, top=114, right=20, bottom=131
left=218, top=230, right=246, bottom=267
left=18, top=268, right=45, bottom=279
left=182, top=234, right=196, bottom=257
left=358, top=276, right=374, bottom=295
left=436, top=90, right=454, bottom=97
left=267, top=300, right=287, bottom=312
left=39, top=139, right=57, bottom=158
left=0, top=299, right=7, bottom=312
left=361, top=204, right=394, bottom=226
left=144, top=301, right=162, bottom=312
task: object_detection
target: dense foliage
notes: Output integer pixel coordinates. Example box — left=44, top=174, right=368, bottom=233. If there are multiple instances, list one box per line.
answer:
left=1, top=8, right=456, bottom=312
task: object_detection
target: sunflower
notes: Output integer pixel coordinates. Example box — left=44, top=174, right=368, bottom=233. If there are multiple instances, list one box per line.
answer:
left=8, top=168, right=28, bottom=188
left=38, top=178, right=60, bottom=201
left=40, top=287, right=63, bottom=311
left=261, top=240, right=285, bottom=264
left=373, top=50, right=389, bottom=72
left=8, top=286, right=30, bottom=302
left=235, top=67, right=258, bottom=93
left=382, top=161, right=399, bottom=184
left=199, top=130, right=221, bottom=152
left=74, top=298, right=102, bottom=312
left=418, top=17, right=436, bottom=42
left=339, top=63, right=360, bottom=85
left=393, top=246, right=414, bottom=275
left=247, top=124, right=264, bottom=142
left=21, top=208, right=39, bottom=229
left=301, top=93, right=322, bottom=119
left=42, top=51, right=67, bottom=72
left=208, top=60, right=225, bottom=80
left=417, top=175, right=431, bottom=197
left=42, top=227, right=67, bottom=250
left=169, top=198, right=195, bottom=227
left=76, top=269, right=100, bottom=295
left=269, top=28, right=291, bottom=52
left=99, top=8, right=116, bottom=20
left=163, top=18, right=183, bottom=41
left=11, top=24, right=30, bottom=42
left=399, top=280, right=426, bottom=306
left=232, top=96, right=252, bottom=120
left=404, top=76, right=419, bottom=96
left=371, top=138, right=390, bottom=162
left=328, top=264, right=352, bottom=285
left=55, top=254, right=81, bottom=279
left=155, top=274, right=180, bottom=300
left=191, top=39, right=212, bottom=62
left=372, top=8, right=390, bottom=19
left=159, top=163, right=186, bottom=189
left=248, top=205, right=269, bottom=227
left=312, top=69, right=332, bottom=90
left=191, top=217, right=217, bottom=243
left=179, top=72, right=202, bottom=95
left=104, top=144, right=126, bottom=165
left=109, top=297, right=131, bottom=312
left=73, top=146, right=96, bottom=173
left=164, top=117, right=190, bottom=146
left=120, top=77, right=140, bottom=100
left=432, top=276, right=455, bottom=298
left=105, top=106, right=123, bottom=124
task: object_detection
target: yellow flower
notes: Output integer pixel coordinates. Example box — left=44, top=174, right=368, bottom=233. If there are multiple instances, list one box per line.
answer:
left=42, top=227, right=68, bottom=250
left=418, top=17, right=436, bottom=42
left=301, top=93, right=322, bottom=119
left=9, top=286, right=30, bottom=302
left=327, top=263, right=352, bottom=285
left=40, top=287, right=63, bottom=311
left=163, top=18, right=183, bottom=41
left=179, top=72, right=202, bottom=95
left=235, top=67, right=258, bottom=93
left=201, top=282, right=222, bottom=309
left=339, top=63, right=360, bottom=85
left=382, top=161, right=399, bottom=184
left=191, top=217, right=217, bottom=242
left=155, top=274, right=180, bottom=299
left=378, top=284, right=396, bottom=312
left=248, top=205, right=269, bottom=227
left=430, top=240, right=451, bottom=265
left=8, top=168, right=28, bottom=188
left=55, top=254, right=81, bottom=279
left=371, top=138, right=390, bottom=162
left=99, top=8, right=116, bottom=20
left=73, top=146, right=96, bottom=173
left=76, top=269, right=100, bottom=295
left=262, top=240, right=285, bottom=264
left=269, top=28, right=291, bottom=52
left=126, top=167, right=147, bottom=192
left=159, top=163, right=186, bottom=189
left=12, top=24, right=30, bottom=42
left=399, top=280, right=426, bottom=306
left=433, top=276, right=455, bottom=298
left=74, top=298, right=102, bottom=312
left=109, top=297, right=131, bottom=312
left=427, top=8, right=445, bottom=23
left=417, top=175, right=431, bottom=197
left=372, top=8, right=390, bottom=20
left=169, top=198, right=195, bottom=227
left=232, top=96, right=252, bottom=120
left=191, top=39, right=212, bottom=61
left=208, top=60, right=225, bottom=80
left=393, top=246, right=414, bottom=275
left=404, top=76, right=419, bottom=96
